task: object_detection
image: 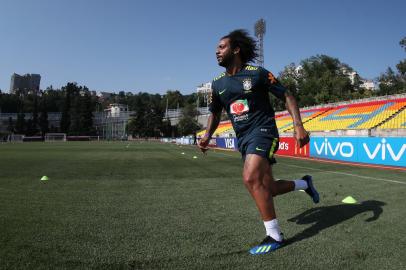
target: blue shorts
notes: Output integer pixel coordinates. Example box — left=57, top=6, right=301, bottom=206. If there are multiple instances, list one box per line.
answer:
left=238, top=127, right=279, bottom=165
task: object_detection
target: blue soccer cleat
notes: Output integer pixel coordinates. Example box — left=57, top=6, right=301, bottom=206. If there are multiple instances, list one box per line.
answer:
left=249, top=236, right=284, bottom=255
left=302, top=175, right=320, bottom=203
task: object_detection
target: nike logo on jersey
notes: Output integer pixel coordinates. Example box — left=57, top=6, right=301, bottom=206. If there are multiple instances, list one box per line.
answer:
left=219, top=89, right=227, bottom=95
left=256, top=147, right=266, bottom=152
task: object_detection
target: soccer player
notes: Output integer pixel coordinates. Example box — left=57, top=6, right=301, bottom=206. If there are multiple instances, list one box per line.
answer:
left=198, top=29, right=319, bottom=255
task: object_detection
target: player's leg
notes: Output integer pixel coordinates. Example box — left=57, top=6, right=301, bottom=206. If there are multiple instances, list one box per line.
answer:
left=243, top=156, right=318, bottom=255
left=260, top=137, right=319, bottom=202
left=262, top=170, right=294, bottom=196
left=262, top=172, right=319, bottom=201
left=245, top=136, right=296, bottom=197
left=263, top=155, right=319, bottom=202
left=241, top=136, right=291, bottom=222
left=242, top=154, right=277, bottom=221
left=243, top=154, right=285, bottom=254
left=242, top=134, right=320, bottom=254
left=243, top=161, right=303, bottom=217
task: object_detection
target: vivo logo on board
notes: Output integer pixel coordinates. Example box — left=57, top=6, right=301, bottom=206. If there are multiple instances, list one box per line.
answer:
left=363, top=138, right=406, bottom=161
left=314, top=138, right=354, bottom=158
left=313, top=137, right=405, bottom=162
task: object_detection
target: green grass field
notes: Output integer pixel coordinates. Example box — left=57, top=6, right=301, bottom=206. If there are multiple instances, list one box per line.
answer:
left=1, top=141, right=405, bottom=269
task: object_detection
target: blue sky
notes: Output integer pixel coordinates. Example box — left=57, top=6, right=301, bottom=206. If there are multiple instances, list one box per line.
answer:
left=0, top=0, right=404, bottom=94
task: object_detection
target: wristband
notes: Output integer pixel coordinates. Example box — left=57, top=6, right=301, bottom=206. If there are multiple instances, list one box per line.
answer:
left=203, top=133, right=211, bottom=139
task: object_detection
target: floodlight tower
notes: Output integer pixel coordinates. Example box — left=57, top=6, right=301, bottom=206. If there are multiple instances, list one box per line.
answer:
left=254, top=18, right=266, bottom=67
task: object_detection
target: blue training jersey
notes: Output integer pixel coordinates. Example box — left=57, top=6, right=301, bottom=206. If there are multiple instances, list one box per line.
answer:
left=209, top=65, right=287, bottom=138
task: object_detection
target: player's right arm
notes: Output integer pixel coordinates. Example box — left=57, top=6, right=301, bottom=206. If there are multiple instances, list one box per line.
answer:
left=198, top=85, right=223, bottom=153
left=198, top=111, right=221, bottom=153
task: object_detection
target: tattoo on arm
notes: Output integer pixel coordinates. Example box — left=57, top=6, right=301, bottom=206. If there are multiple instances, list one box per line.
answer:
left=285, top=92, right=303, bottom=126
left=205, top=111, right=222, bottom=138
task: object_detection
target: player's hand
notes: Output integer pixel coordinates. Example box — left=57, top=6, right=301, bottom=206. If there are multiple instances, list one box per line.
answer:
left=198, top=136, right=210, bottom=154
left=293, top=125, right=310, bottom=148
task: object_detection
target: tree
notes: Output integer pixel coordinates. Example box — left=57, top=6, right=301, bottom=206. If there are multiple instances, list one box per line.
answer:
left=397, top=36, right=406, bottom=76
left=60, top=83, right=74, bottom=133
left=162, top=90, right=184, bottom=109
left=161, top=117, right=173, bottom=137
left=126, top=116, right=136, bottom=137
left=184, top=93, right=198, bottom=105
left=400, top=37, right=406, bottom=51
left=148, top=94, right=165, bottom=137
left=0, top=93, right=19, bottom=112
left=78, top=89, right=95, bottom=135
left=116, top=91, right=127, bottom=104
left=56, top=83, right=95, bottom=135
left=15, top=113, right=26, bottom=134
left=25, top=119, right=35, bottom=136
left=279, top=55, right=358, bottom=107
left=7, top=117, right=14, bottom=133
left=43, top=86, right=65, bottom=112
left=63, top=85, right=93, bottom=135
left=177, top=103, right=201, bottom=136
left=68, top=85, right=81, bottom=135
left=39, top=95, right=49, bottom=136
left=127, top=93, right=164, bottom=137
left=277, top=63, right=299, bottom=110
left=128, top=94, right=147, bottom=137
left=31, top=94, right=39, bottom=135
left=396, top=60, right=406, bottom=76
left=378, top=37, right=406, bottom=95
left=377, top=67, right=404, bottom=95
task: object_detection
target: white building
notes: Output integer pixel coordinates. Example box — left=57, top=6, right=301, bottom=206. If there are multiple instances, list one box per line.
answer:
left=340, top=67, right=359, bottom=85
left=196, top=82, right=212, bottom=107
left=360, top=79, right=376, bottom=91
left=295, top=65, right=303, bottom=75
left=98, top=91, right=113, bottom=100
left=105, top=103, right=128, bottom=118
left=196, top=82, right=212, bottom=94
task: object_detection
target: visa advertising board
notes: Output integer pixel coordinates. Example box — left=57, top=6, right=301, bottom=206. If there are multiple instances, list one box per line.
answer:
left=310, top=137, right=406, bottom=167
left=215, top=137, right=238, bottom=150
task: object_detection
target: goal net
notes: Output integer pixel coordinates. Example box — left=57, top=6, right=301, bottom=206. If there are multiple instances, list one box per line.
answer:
left=44, top=133, right=67, bottom=142
left=8, top=134, right=24, bottom=143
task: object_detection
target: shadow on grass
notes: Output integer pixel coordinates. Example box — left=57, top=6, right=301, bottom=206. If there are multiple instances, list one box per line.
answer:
left=285, top=200, right=385, bottom=246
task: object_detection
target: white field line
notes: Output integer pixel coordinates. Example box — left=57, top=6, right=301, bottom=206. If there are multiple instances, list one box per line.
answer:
left=179, top=145, right=406, bottom=185
left=210, top=150, right=238, bottom=158
left=281, top=163, right=406, bottom=185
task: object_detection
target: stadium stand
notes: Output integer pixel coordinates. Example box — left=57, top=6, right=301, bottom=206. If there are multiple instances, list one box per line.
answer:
left=196, top=121, right=234, bottom=138
left=276, top=108, right=331, bottom=132
left=378, top=107, right=406, bottom=129
left=197, top=95, right=406, bottom=137
left=301, top=98, right=406, bottom=131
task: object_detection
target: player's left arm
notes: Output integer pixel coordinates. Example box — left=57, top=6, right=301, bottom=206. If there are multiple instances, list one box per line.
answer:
left=284, top=91, right=309, bottom=148
left=265, top=69, right=309, bottom=148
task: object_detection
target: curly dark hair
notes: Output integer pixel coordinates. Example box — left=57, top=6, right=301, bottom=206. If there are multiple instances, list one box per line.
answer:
left=222, top=29, right=258, bottom=64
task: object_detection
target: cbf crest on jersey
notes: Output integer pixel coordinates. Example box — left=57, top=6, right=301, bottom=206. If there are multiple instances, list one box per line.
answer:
left=242, top=78, right=252, bottom=92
